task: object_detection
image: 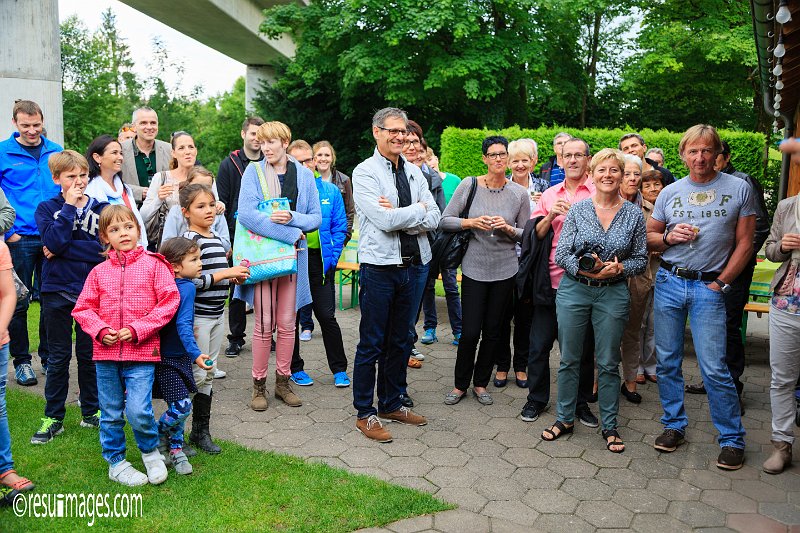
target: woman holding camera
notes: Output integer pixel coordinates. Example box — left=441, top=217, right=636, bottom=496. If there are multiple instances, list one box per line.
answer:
left=541, top=149, right=647, bottom=453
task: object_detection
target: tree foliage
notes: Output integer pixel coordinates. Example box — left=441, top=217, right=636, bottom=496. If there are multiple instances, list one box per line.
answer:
left=59, top=9, right=245, bottom=171
left=254, top=0, right=762, bottom=173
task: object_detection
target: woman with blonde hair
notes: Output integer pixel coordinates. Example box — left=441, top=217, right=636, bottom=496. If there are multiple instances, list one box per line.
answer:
left=541, top=148, right=647, bottom=453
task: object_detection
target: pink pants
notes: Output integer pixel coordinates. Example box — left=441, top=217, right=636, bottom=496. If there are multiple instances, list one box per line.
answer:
left=252, top=275, right=297, bottom=379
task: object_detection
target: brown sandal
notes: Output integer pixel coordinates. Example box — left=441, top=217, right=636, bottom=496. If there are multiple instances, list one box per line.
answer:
left=407, top=357, right=422, bottom=369
left=0, top=469, right=35, bottom=492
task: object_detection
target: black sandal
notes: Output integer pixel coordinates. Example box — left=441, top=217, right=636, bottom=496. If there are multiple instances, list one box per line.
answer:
left=602, top=429, right=625, bottom=453
left=541, top=420, right=574, bottom=441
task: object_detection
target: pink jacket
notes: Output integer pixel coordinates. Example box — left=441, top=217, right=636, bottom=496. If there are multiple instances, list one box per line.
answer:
left=73, top=246, right=180, bottom=363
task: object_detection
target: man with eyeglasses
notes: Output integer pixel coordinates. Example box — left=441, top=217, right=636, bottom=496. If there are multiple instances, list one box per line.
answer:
left=288, top=140, right=316, bottom=173
left=619, top=133, right=675, bottom=186
left=286, top=139, right=319, bottom=357
left=520, top=137, right=598, bottom=428
left=539, top=132, right=571, bottom=187
left=217, top=116, right=265, bottom=358
left=351, top=107, right=440, bottom=443
left=120, top=106, right=172, bottom=203
left=647, top=124, right=753, bottom=470
left=0, top=99, right=61, bottom=386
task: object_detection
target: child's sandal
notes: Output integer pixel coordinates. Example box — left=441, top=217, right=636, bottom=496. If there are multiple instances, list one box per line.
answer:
left=602, top=429, right=625, bottom=454
left=0, top=469, right=35, bottom=492
left=541, top=420, right=574, bottom=441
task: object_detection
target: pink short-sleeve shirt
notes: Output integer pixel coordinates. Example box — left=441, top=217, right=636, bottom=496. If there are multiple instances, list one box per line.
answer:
left=531, top=178, right=596, bottom=289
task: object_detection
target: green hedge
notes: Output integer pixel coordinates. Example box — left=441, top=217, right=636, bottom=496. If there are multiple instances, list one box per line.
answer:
left=439, top=126, right=771, bottom=212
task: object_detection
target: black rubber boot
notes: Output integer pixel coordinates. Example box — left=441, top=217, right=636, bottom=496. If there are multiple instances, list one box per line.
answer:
left=188, top=392, right=222, bottom=454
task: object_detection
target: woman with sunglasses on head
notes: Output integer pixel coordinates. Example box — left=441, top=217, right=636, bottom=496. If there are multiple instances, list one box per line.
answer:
left=441, top=136, right=530, bottom=407
left=140, top=132, right=223, bottom=251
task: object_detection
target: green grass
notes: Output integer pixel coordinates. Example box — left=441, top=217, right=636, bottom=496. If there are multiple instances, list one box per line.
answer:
left=5, top=389, right=451, bottom=532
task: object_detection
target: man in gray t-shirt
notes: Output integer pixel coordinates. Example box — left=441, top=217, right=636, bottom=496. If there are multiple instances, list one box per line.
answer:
left=646, top=125, right=755, bottom=472
left=653, top=171, right=755, bottom=272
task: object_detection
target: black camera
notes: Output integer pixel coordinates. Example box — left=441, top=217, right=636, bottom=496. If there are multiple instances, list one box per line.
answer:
left=575, top=241, right=604, bottom=272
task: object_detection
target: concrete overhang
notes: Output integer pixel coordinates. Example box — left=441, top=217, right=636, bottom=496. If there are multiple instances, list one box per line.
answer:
left=119, top=0, right=301, bottom=65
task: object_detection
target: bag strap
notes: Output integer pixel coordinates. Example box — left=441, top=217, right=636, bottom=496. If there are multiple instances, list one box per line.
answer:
left=252, top=162, right=271, bottom=200
left=459, top=177, right=479, bottom=219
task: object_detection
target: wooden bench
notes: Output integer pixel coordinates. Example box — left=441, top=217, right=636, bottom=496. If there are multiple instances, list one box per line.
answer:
left=335, top=261, right=464, bottom=310
left=336, top=261, right=360, bottom=310
left=742, top=294, right=770, bottom=345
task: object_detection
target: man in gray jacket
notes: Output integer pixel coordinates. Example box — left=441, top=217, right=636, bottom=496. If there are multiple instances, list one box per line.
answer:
left=351, top=107, right=440, bottom=443
left=120, top=107, right=172, bottom=202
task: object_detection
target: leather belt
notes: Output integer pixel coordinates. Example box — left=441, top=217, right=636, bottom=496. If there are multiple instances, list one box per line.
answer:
left=568, top=274, right=624, bottom=288
left=660, top=260, right=718, bottom=282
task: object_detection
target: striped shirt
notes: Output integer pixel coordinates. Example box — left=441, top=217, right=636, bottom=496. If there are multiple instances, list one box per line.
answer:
left=182, top=230, right=229, bottom=317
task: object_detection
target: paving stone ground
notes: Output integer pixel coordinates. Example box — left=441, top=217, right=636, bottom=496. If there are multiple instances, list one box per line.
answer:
left=10, top=298, right=800, bottom=532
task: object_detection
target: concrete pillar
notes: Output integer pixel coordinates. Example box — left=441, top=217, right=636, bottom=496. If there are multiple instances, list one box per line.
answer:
left=0, top=0, right=63, bottom=146
left=245, top=65, right=276, bottom=113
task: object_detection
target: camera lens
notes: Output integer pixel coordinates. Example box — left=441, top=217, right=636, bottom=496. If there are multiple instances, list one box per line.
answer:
left=578, top=254, right=596, bottom=272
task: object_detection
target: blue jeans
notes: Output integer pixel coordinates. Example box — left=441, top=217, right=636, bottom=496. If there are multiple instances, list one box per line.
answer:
left=421, top=268, right=462, bottom=334
left=654, top=268, right=746, bottom=449
left=0, top=344, right=13, bottom=475
left=42, top=293, right=98, bottom=420
left=7, top=235, right=48, bottom=368
left=408, top=263, right=430, bottom=345
left=96, top=362, right=159, bottom=465
left=353, top=263, right=425, bottom=418
left=402, top=263, right=429, bottom=393
left=298, top=303, right=314, bottom=332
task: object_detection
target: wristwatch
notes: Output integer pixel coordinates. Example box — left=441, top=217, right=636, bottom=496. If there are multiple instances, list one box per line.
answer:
left=713, top=279, right=732, bottom=294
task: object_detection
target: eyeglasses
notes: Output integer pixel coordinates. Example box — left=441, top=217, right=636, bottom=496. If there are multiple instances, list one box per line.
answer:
left=404, top=140, right=420, bottom=147
left=376, top=126, right=407, bottom=137
left=624, top=171, right=642, bottom=178
left=563, top=153, right=587, bottom=160
left=296, top=157, right=313, bottom=165
left=119, top=126, right=134, bottom=133
left=485, top=152, right=508, bottom=160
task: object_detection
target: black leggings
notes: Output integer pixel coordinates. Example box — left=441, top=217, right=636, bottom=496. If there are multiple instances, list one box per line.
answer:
left=454, top=275, right=514, bottom=391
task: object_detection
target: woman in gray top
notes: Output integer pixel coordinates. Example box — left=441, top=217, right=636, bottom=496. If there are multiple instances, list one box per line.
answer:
left=441, top=136, right=530, bottom=406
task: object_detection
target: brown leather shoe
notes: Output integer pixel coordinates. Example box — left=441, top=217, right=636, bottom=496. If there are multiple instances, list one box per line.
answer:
left=356, top=415, right=393, bottom=443
left=378, top=406, right=428, bottom=426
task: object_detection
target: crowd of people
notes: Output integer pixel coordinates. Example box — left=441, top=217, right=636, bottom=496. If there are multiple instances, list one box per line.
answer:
left=0, top=99, right=799, bottom=502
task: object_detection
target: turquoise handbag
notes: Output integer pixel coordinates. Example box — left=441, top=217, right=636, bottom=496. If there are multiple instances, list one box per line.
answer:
left=232, top=163, right=298, bottom=284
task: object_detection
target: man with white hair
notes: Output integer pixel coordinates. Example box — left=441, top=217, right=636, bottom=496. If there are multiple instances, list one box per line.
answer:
left=120, top=107, right=172, bottom=202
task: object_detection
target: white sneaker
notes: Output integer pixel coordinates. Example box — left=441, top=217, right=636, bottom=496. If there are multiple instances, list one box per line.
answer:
left=411, top=347, right=425, bottom=361
left=109, top=460, right=148, bottom=487
left=214, top=368, right=227, bottom=379
left=141, top=450, right=168, bottom=484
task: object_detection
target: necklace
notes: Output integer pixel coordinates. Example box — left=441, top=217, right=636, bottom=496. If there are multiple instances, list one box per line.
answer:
left=483, top=176, right=506, bottom=193
left=594, top=197, right=622, bottom=210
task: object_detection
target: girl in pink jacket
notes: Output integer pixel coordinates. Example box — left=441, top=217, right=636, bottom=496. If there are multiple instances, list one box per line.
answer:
left=73, top=205, right=180, bottom=487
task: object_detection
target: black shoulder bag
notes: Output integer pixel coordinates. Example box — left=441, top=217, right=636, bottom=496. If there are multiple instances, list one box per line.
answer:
left=429, top=176, right=478, bottom=277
